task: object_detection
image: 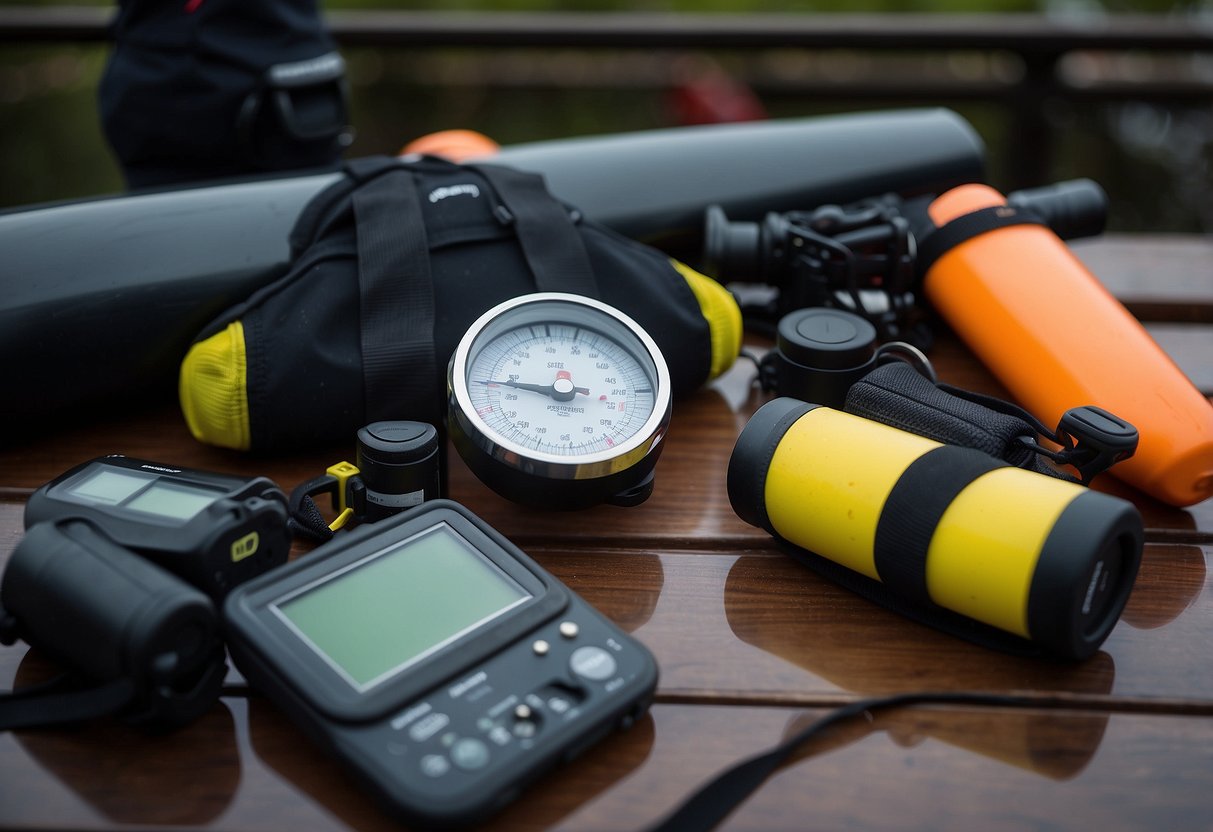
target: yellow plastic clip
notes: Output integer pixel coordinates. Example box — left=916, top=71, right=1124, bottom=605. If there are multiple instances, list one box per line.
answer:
left=328, top=507, right=355, bottom=533
left=325, top=461, right=361, bottom=513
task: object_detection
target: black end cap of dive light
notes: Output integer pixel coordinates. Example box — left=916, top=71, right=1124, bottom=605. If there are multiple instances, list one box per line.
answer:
left=1026, top=489, right=1143, bottom=661
left=728, top=398, right=819, bottom=534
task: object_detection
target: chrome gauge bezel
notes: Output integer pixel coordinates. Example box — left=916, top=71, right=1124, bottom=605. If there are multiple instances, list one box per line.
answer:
left=448, top=293, right=672, bottom=485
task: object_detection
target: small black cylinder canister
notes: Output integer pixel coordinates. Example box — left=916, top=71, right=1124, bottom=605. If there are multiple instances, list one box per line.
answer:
left=354, top=421, right=443, bottom=521
left=768, top=308, right=878, bottom=409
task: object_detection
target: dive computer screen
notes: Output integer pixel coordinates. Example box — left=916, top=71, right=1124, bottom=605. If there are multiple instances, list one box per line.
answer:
left=272, top=522, right=532, bottom=692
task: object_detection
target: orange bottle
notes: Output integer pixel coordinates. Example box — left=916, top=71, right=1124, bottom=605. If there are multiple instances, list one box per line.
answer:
left=921, top=184, right=1213, bottom=507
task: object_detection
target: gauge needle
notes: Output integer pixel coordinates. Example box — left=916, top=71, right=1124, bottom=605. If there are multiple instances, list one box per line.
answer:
left=479, top=376, right=590, bottom=403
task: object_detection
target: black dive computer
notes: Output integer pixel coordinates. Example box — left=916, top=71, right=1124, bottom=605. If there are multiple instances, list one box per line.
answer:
left=222, top=500, right=658, bottom=827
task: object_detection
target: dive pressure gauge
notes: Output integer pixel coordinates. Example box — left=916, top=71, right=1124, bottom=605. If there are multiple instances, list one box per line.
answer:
left=448, top=293, right=672, bottom=509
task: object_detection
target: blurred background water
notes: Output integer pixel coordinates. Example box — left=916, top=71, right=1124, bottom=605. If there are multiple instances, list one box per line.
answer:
left=1, top=0, right=1210, bottom=232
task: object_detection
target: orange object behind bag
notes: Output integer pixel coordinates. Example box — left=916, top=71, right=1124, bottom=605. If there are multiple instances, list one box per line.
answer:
left=399, top=129, right=500, bottom=162
left=922, top=184, right=1213, bottom=507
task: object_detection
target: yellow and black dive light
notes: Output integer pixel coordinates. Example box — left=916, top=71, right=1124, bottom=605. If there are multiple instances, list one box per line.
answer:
left=728, top=399, right=1144, bottom=660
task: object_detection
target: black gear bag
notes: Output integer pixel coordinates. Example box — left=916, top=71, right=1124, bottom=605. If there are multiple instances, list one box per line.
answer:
left=180, top=156, right=742, bottom=452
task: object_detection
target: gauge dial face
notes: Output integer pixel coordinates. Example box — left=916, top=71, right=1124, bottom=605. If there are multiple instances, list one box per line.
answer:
left=450, top=294, right=671, bottom=474
left=466, top=323, right=656, bottom=458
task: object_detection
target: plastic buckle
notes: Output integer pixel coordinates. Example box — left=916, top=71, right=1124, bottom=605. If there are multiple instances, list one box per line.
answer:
left=1055, top=406, right=1139, bottom=484
left=266, top=52, right=350, bottom=142
left=236, top=51, right=351, bottom=150
left=287, top=467, right=358, bottom=540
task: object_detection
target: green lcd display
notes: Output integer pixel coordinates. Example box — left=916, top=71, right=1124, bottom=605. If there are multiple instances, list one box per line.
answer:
left=126, top=481, right=222, bottom=520
left=69, top=468, right=222, bottom=521
left=70, top=468, right=154, bottom=505
left=273, top=523, right=532, bottom=691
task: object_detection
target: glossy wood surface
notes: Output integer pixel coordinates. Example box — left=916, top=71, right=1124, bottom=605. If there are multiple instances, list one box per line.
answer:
left=1, top=233, right=1211, bottom=830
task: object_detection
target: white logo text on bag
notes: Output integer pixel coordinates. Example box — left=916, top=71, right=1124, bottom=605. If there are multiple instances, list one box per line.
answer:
left=429, top=184, right=481, bottom=203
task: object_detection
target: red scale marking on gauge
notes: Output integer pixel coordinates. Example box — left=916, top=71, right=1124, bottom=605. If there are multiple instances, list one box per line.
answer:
left=477, top=406, right=494, bottom=416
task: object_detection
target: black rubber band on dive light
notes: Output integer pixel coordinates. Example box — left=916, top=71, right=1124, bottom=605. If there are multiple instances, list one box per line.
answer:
left=873, top=444, right=1006, bottom=606
left=727, top=398, right=819, bottom=534
left=915, top=204, right=1044, bottom=276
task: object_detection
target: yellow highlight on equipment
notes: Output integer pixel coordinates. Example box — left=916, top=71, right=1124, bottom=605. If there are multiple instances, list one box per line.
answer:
left=230, top=531, right=260, bottom=563
left=765, top=408, right=938, bottom=580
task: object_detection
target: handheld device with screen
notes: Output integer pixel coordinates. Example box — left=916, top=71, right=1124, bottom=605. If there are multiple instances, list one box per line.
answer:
left=24, top=456, right=291, bottom=599
left=222, top=500, right=658, bottom=827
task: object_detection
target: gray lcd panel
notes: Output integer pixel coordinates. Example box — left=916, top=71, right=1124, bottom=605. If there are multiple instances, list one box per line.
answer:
left=274, top=523, right=532, bottom=691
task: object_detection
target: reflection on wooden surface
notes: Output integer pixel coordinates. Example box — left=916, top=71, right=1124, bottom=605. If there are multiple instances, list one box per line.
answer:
left=0, top=234, right=1210, bottom=829
left=3, top=699, right=1211, bottom=832
left=8, top=703, right=241, bottom=826
left=778, top=705, right=1110, bottom=782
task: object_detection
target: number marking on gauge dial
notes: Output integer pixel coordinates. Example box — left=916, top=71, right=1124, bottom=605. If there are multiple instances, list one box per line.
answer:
left=467, top=324, right=657, bottom=457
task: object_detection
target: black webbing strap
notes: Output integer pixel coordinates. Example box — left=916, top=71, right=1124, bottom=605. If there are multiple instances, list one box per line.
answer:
left=290, top=157, right=410, bottom=255
left=915, top=204, right=1045, bottom=276
left=872, top=445, right=1006, bottom=606
left=0, top=675, right=137, bottom=730
left=287, top=474, right=339, bottom=542
left=845, top=361, right=1067, bottom=480
left=475, top=164, right=599, bottom=297
left=289, top=176, right=354, bottom=255
left=351, top=166, right=439, bottom=424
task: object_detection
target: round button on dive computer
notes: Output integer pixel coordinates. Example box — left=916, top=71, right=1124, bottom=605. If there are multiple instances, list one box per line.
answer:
left=448, top=293, right=672, bottom=509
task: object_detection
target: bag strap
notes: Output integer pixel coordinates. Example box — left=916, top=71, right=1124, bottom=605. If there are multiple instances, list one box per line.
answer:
left=290, top=156, right=408, bottom=256
left=351, top=166, right=440, bottom=425
left=474, top=164, right=600, bottom=297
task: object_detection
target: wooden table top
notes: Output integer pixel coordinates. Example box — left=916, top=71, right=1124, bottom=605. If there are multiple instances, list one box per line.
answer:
left=1, top=233, right=1211, bottom=831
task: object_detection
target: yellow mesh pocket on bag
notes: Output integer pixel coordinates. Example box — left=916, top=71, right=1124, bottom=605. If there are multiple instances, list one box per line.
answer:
left=179, top=321, right=251, bottom=451
left=671, top=259, right=743, bottom=380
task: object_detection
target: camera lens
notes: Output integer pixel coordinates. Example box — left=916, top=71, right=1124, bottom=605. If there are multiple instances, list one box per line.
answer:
left=1006, top=179, right=1107, bottom=241
left=703, top=205, right=763, bottom=281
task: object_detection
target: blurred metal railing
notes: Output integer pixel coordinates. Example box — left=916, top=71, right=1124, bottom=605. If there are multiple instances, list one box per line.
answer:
left=3, top=7, right=1211, bottom=185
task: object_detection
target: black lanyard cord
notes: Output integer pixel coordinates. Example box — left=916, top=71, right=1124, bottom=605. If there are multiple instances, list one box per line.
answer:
left=0, top=676, right=137, bottom=731
left=647, top=690, right=1040, bottom=832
